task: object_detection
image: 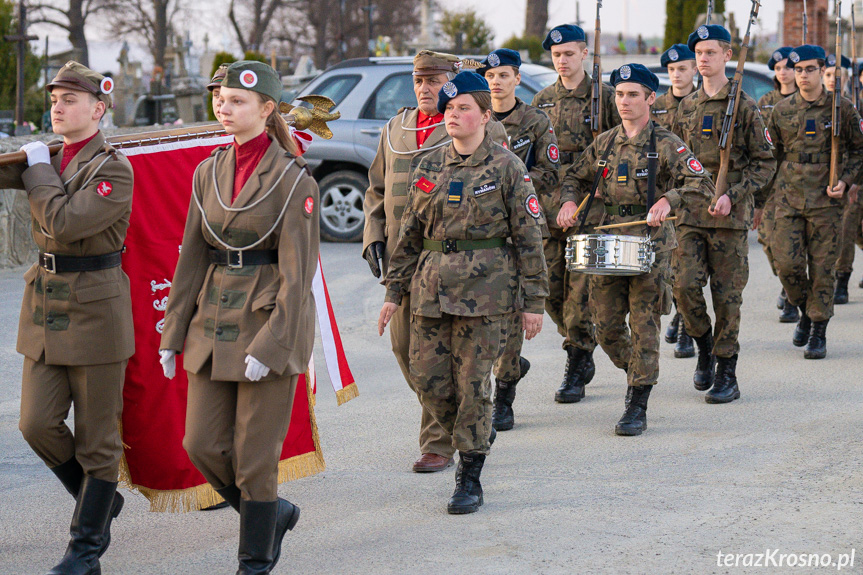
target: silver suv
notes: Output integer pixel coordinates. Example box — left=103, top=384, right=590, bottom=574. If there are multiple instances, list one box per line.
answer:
left=295, top=57, right=557, bottom=241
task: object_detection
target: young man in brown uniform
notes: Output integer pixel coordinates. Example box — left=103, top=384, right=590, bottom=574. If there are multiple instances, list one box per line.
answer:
left=362, top=51, right=508, bottom=473
left=671, top=25, right=776, bottom=403
left=480, top=48, right=559, bottom=431
left=0, top=61, right=132, bottom=574
left=532, top=23, right=620, bottom=404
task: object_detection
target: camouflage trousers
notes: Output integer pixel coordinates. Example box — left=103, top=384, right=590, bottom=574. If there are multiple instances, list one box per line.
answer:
left=836, top=196, right=863, bottom=274
left=409, top=312, right=507, bottom=455
left=757, top=193, right=779, bottom=276
left=390, top=294, right=454, bottom=458
left=590, top=251, right=671, bottom=387
left=672, top=225, right=749, bottom=358
left=492, top=312, right=524, bottom=382
left=543, top=229, right=596, bottom=352
left=773, top=201, right=841, bottom=322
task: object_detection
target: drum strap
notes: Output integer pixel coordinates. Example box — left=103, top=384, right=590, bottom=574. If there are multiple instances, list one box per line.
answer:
left=646, top=122, right=658, bottom=212
left=578, top=137, right=616, bottom=235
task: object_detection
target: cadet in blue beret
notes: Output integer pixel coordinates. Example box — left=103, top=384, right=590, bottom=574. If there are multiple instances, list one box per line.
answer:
left=825, top=54, right=852, bottom=95
left=533, top=23, right=621, bottom=404
left=757, top=45, right=799, bottom=325
left=609, top=63, right=659, bottom=92
left=660, top=43, right=695, bottom=68
left=477, top=48, right=521, bottom=76
left=687, top=24, right=732, bottom=52
left=437, top=71, right=491, bottom=113
left=788, top=44, right=826, bottom=65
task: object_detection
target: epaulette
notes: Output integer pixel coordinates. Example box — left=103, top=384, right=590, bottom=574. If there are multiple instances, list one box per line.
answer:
left=397, top=106, right=417, bottom=115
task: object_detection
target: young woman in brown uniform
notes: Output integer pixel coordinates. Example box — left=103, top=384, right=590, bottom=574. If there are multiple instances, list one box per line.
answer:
left=158, top=60, right=320, bottom=574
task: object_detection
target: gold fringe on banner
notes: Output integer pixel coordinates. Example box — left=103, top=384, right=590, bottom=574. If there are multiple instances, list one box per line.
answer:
left=335, top=382, right=359, bottom=406
left=118, top=375, right=325, bottom=512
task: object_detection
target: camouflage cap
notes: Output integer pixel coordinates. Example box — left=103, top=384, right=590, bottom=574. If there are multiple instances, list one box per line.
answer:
left=413, top=50, right=470, bottom=77
left=223, top=60, right=282, bottom=103
left=46, top=61, right=114, bottom=107
left=207, top=64, right=229, bottom=92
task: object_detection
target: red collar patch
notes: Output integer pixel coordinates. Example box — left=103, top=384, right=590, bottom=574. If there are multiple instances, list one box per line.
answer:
left=416, top=177, right=435, bottom=193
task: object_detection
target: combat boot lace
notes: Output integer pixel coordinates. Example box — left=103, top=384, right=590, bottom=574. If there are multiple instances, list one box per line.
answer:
left=665, top=312, right=681, bottom=343
left=674, top=323, right=695, bottom=358
left=447, top=453, right=486, bottom=514
left=555, top=348, right=586, bottom=403
left=705, top=354, right=741, bottom=404
left=804, top=320, right=828, bottom=359
left=693, top=330, right=716, bottom=391
left=834, top=273, right=850, bottom=305
left=615, top=385, right=651, bottom=436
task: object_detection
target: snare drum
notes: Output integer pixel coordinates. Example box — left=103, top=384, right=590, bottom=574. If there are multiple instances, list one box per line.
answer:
left=565, top=234, right=655, bottom=275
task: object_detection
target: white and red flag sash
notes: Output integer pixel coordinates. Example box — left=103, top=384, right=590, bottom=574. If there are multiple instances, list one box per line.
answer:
left=118, top=135, right=355, bottom=511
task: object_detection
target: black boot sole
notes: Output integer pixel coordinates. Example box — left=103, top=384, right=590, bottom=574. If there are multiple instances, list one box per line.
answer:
left=492, top=418, right=514, bottom=431
left=615, top=422, right=646, bottom=436
left=779, top=310, right=800, bottom=323
left=792, top=335, right=808, bottom=347
left=447, top=494, right=483, bottom=514
left=834, top=295, right=849, bottom=305
left=674, top=346, right=695, bottom=358
left=554, top=390, right=584, bottom=403
left=705, top=388, right=741, bottom=404
left=693, top=380, right=712, bottom=392
left=803, top=349, right=826, bottom=359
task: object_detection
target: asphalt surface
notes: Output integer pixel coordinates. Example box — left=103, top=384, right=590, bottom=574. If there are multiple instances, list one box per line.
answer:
left=0, top=236, right=861, bottom=574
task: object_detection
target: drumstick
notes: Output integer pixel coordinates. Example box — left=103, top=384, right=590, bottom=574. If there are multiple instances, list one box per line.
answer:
left=561, top=195, right=592, bottom=233
left=595, top=216, right=678, bottom=231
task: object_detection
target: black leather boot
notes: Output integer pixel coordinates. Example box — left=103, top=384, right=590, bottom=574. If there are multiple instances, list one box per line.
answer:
left=692, top=330, right=716, bottom=391
left=615, top=385, right=651, bottom=436
left=447, top=452, right=486, bottom=514
left=237, top=500, right=278, bottom=575
left=492, top=357, right=529, bottom=431
left=47, top=476, right=118, bottom=575
left=777, top=289, right=787, bottom=310
left=215, top=483, right=242, bottom=512
left=779, top=299, right=800, bottom=323
left=674, top=323, right=695, bottom=358
left=270, top=498, right=300, bottom=571
left=793, top=309, right=811, bottom=347
left=49, top=458, right=123, bottom=559
left=555, top=348, right=586, bottom=403
left=859, top=274, right=863, bottom=289
left=705, top=355, right=741, bottom=404
left=804, top=320, right=828, bottom=359
left=834, top=273, right=850, bottom=305
left=664, top=312, right=680, bottom=343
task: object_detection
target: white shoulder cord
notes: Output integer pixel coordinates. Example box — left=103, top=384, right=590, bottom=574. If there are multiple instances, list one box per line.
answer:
left=62, top=152, right=111, bottom=187
left=191, top=160, right=304, bottom=252
left=385, top=109, right=452, bottom=156
left=210, top=147, right=297, bottom=212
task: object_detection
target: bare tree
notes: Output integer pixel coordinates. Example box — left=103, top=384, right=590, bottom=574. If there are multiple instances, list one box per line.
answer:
left=105, top=0, right=181, bottom=68
left=524, top=0, right=548, bottom=39
left=228, top=0, right=284, bottom=53
left=26, top=0, right=107, bottom=66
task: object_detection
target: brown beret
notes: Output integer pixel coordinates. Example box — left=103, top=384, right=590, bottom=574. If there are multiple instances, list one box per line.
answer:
left=207, top=65, right=229, bottom=92
left=47, top=61, right=113, bottom=107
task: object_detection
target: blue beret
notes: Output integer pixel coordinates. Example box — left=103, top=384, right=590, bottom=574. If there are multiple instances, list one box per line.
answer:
left=826, top=54, right=852, bottom=69
left=768, top=47, right=794, bottom=70
left=610, top=63, right=659, bottom=93
left=789, top=45, right=827, bottom=64
left=542, top=24, right=586, bottom=51
left=437, top=71, right=491, bottom=114
left=660, top=44, right=695, bottom=68
left=478, top=49, right=522, bottom=76
left=687, top=24, right=732, bottom=51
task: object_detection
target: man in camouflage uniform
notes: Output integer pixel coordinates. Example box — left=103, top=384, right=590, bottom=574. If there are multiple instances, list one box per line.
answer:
left=480, top=48, right=559, bottom=431
left=532, top=23, right=621, bottom=404
left=652, top=43, right=698, bottom=358
left=757, top=47, right=800, bottom=323
left=765, top=44, right=863, bottom=359
left=559, top=64, right=714, bottom=436
left=379, top=72, right=547, bottom=513
left=362, top=51, right=508, bottom=473
left=670, top=25, right=776, bottom=402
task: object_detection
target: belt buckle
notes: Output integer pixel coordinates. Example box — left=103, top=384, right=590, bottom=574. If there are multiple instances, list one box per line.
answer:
left=42, top=253, right=57, bottom=274
left=442, top=239, right=458, bottom=254
left=618, top=206, right=629, bottom=217
left=227, top=250, right=243, bottom=269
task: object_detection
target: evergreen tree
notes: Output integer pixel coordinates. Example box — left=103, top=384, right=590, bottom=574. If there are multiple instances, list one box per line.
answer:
left=664, top=0, right=726, bottom=50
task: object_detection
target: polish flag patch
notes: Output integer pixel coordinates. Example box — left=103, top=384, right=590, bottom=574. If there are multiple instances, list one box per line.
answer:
left=304, top=196, right=314, bottom=214
left=96, top=181, right=112, bottom=196
left=676, top=145, right=687, bottom=154
left=416, top=177, right=435, bottom=193
left=524, top=173, right=531, bottom=182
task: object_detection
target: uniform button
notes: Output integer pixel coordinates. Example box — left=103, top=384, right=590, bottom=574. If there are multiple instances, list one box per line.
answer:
left=46, top=316, right=54, bottom=324
left=46, top=287, right=53, bottom=294
left=215, top=327, right=223, bottom=335
left=221, top=295, right=228, bottom=303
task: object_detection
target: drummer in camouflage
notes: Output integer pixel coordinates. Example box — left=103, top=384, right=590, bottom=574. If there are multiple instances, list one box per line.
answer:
left=558, top=64, right=714, bottom=436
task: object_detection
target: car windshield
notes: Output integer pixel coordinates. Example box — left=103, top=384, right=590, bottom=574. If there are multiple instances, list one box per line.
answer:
left=523, top=67, right=558, bottom=90
left=299, top=74, right=361, bottom=109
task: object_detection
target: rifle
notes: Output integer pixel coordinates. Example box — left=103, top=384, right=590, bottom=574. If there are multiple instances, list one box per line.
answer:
left=697, top=0, right=715, bottom=90
left=0, top=96, right=340, bottom=167
left=590, top=0, right=603, bottom=140
left=830, top=0, right=843, bottom=190
left=803, top=0, right=809, bottom=43
left=853, top=4, right=859, bottom=110
left=714, top=0, right=761, bottom=201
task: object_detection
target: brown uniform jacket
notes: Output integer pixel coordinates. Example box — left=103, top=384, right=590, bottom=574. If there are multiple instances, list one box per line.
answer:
left=0, top=132, right=135, bottom=365
left=160, top=139, right=320, bottom=381
left=362, top=107, right=508, bottom=272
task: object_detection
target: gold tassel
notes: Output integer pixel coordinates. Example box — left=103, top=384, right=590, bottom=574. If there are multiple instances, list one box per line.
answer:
left=335, top=382, right=359, bottom=406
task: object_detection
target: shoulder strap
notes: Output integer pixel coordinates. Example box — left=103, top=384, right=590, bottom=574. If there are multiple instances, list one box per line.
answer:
left=577, top=135, right=616, bottom=234
left=647, top=122, right=658, bottom=211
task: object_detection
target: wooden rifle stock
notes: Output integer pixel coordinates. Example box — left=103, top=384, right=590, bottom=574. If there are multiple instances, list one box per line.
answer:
left=852, top=4, right=859, bottom=111
left=830, top=0, right=843, bottom=190
left=590, top=0, right=603, bottom=140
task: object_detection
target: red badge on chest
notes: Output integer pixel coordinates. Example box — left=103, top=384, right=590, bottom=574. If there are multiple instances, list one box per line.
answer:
left=416, top=177, right=435, bottom=193
left=304, top=196, right=314, bottom=214
left=96, top=181, right=112, bottom=197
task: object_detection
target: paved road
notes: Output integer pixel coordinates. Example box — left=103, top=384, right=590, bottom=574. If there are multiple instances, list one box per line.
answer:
left=1, top=237, right=861, bottom=574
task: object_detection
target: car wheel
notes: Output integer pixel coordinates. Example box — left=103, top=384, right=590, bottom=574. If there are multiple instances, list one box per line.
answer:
left=317, top=170, right=367, bottom=242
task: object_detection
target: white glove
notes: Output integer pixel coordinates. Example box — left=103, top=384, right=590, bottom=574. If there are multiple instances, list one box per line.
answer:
left=159, top=349, right=177, bottom=379
left=244, top=355, right=270, bottom=381
left=20, top=141, right=51, bottom=166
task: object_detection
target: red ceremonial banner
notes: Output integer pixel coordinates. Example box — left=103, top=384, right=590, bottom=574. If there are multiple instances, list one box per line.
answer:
left=118, top=137, right=325, bottom=512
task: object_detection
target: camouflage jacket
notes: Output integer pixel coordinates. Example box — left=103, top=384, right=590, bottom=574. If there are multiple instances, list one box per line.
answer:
left=562, top=121, right=715, bottom=254
left=672, top=82, right=777, bottom=229
left=532, top=74, right=621, bottom=227
left=497, top=98, right=560, bottom=230
left=650, top=90, right=690, bottom=130
left=764, top=89, right=863, bottom=211
left=384, top=134, right=548, bottom=317
left=757, top=88, right=795, bottom=116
